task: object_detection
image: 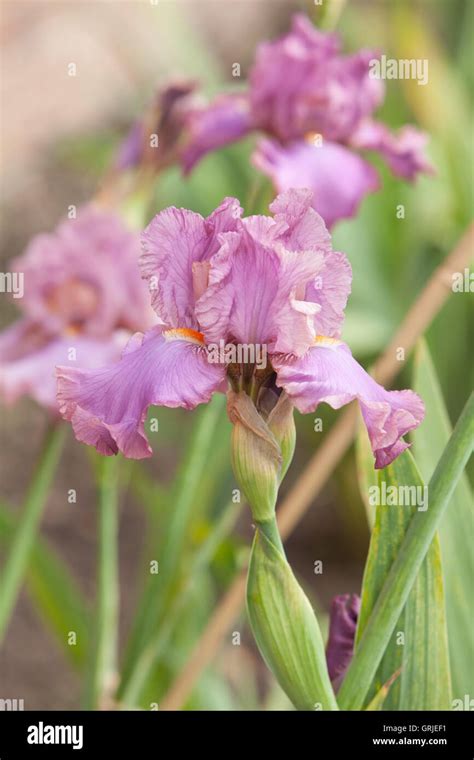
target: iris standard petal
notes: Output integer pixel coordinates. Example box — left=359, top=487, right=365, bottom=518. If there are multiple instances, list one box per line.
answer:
left=267, top=189, right=352, bottom=338
left=141, top=199, right=243, bottom=330
left=306, top=250, right=352, bottom=339
left=196, top=223, right=322, bottom=355
left=250, top=15, right=382, bottom=143
left=267, top=187, right=332, bottom=251
left=250, top=14, right=340, bottom=141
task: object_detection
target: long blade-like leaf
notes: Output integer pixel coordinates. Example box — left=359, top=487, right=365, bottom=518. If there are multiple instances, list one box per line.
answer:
left=0, top=504, right=90, bottom=668
left=0, top=424, right=66, bottom=643
left=412, top=339, right=474, bottom=700
left=338, top=391, right=473, bottom=710
left=118, top=394, right=226, bottom=696
left=355, top=415, right=378, bottom=530
left=356, top=450, right=451, bottom=709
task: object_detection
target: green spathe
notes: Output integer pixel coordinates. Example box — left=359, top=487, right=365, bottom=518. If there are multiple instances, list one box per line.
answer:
left=246, top=529, right=338, bottom=711
left=228, top=391, right=281, bottom=522
left=266, top=393, right=296, bottom=483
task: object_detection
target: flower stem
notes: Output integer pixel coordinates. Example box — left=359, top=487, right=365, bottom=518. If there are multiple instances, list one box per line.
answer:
left=255, top=515, right=285, bottom=556
left=0, top=422, right=66, bottom=644
left=338, top=392, right=474, bottom=710
left=84, top=455, right=120, bottom=709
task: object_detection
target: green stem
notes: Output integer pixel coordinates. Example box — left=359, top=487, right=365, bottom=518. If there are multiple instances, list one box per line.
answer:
left=255, top=516, right=285, bottom=556
left=0, top=423, right=66, bottom=644
left=338, top=392, right=474, bottom=710
left=84, top=455, right=120, bottom=709
left=120, top=498, right=242, bottom=708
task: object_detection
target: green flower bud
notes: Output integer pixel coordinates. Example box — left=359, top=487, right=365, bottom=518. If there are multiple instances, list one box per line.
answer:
left=227, top=390, right=281, bottom=522
left=267, top=392, right=296, bottom=483
left=247, top=528, right=338, bottom=711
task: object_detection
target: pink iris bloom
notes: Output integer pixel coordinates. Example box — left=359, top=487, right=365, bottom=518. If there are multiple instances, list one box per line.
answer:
left=57, top=189, right=424, bottom=466
left=0, top=206, right=154, bottom=411
left=181, top=14, right=433, bottom=227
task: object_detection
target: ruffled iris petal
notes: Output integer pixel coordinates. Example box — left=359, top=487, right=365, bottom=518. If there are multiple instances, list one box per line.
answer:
left=273, top=340, right=424, bottom=468
left=195, top=222, right=323, bottom=356
left=56, top=327, right=226, bottom=458
left=253, top=139, right=380, bottom=228
left=351, top=120, right=434, bottom=181
left=141, top=199, right=243, bottom=330
left=267, top=189, right=352, bottom=338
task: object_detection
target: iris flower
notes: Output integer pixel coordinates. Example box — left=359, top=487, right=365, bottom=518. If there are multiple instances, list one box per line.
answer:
left=0, top=206, right=153, bottom=410
left=57, top=188, right=423, bottom=466
left=182, top=14, right=433, bottom=227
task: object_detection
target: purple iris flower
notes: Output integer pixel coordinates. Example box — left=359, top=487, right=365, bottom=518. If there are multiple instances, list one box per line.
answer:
left=181, top=14, right=433, bottom=227
left=56, top=188, right=424, bottom=464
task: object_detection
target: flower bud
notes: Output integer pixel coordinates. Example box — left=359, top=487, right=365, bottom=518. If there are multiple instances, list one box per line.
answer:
left=227, top=390, right=281, bottom=523
left=325, top=593, right=361, bottom=691
left=247, top=528, right=338, bottom=710
left=267, top=392, right=296, bottom=482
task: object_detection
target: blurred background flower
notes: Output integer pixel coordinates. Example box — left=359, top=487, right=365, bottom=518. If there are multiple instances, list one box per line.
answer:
left=183, top=14, right=433, bottom=226
left=0, top=206, right=152, bottom=409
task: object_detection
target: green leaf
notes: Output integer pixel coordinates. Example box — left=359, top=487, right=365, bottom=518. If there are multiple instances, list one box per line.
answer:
left=355, top=450, right=451, bottom=709
left=355, top=413, right=378, bottom=530
left=338, top=392, right=473, bottom=710
left=412, top=338, right=474, bottom=701
left=0, top=424, right=66, bottom=643
left=0, top=503, right=90, bottom=668
left=117, top=394, right=226, bottom=698
left=247, top=528, right=338, bottom=711
left=119, top=497, right=242, bottom=708
left=365, top=669, right=401, bottom=711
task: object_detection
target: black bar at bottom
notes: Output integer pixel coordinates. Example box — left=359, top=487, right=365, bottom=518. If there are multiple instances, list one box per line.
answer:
left=0, top=709, right=472, bottom=757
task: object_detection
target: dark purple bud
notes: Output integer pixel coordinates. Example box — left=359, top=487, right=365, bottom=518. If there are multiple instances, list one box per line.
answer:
left=325, top=593, right=360, bottom=691
left=115, top=81, right=197, bottom=172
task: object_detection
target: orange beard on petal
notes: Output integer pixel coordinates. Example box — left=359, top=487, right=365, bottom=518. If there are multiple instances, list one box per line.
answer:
left=163, top=327, right=205, bottom=346
left=314, top=335, right=342, bottom=348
